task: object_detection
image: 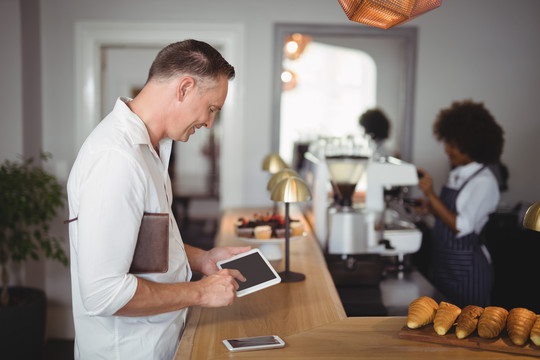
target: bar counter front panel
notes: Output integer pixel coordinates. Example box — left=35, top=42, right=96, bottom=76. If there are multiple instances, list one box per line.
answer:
left=174, top=208, right=533, bottom=359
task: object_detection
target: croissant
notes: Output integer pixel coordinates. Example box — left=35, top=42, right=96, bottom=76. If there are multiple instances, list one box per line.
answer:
left=455, top=305, right=484, bottom=339
left=407, top=296, right=438, bottom=329
left=478, top=306, right=508, bottom=338
left=529, top=314, right=540, bottom=346
left=433, top=301, right=461, bottom=335
left=507, top=308, right=536, bottom=346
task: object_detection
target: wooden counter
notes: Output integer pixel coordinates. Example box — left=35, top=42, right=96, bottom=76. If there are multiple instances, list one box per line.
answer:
left=174, top=208, right=534, bottom=359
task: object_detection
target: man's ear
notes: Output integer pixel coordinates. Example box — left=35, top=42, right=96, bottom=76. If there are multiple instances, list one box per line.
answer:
left=176, top=76, right=195, bottom=101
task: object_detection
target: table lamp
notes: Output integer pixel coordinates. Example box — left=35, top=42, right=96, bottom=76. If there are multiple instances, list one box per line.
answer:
left=270, top=176, right=312, bottom=282
left=262, top=152, right=288, bottom=174
left=523, top=201, right=540, bottom=231
left=266, top=168, right=300, bottom=192
left=267, top=168, right=300, bottom=215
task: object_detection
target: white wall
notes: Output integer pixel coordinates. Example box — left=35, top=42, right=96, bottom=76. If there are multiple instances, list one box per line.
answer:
left=0, top=0, right=23, bottom=160
left=2, top=0, right=540, bottom=339
left=412, top=1, right=540, bottom=209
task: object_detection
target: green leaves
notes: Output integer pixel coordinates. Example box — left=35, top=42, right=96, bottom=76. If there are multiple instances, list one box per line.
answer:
left=0, top=152, right=68, bottom=268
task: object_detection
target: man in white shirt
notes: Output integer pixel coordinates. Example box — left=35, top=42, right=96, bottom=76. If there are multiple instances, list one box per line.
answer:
left=67, top=39, right=250, bottom=359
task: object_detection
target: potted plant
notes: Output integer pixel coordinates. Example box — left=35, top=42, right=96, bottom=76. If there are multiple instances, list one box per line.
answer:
left=0, top=152, right=68, bottom=359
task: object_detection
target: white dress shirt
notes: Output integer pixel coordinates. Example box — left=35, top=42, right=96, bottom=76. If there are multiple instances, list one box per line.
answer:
left=446, top=162, right=500, bottom=237
left=67, top=98, right=191, bottom=359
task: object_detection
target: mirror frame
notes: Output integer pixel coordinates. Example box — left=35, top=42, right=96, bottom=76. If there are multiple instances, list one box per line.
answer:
left=271, top=23, right=418, bottom=162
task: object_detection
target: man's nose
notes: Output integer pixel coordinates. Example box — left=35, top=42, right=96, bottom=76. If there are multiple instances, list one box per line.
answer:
left=205, top=116, right=215, bottom=129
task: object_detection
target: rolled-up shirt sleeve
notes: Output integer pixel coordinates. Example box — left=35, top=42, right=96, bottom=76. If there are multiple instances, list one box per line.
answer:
left=75, top=148, right=146, bottom=316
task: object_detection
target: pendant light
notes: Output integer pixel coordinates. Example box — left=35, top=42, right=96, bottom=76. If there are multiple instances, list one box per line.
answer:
left=337, top=0, right=442, bottom=29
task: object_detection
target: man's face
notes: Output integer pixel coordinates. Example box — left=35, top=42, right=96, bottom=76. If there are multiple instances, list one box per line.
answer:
left=173, top=75, right=229, bottom=142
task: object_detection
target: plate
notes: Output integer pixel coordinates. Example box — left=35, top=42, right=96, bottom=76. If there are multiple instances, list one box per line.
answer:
left=234, top=232, right=307, bottom=261
left=235, top=232, right=307, bottom=244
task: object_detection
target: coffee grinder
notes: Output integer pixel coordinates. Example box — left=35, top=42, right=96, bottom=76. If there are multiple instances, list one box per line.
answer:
left=325, top=155, right=370, bottom=255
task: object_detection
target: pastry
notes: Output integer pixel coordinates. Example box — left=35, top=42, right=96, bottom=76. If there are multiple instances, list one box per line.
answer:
left=290, top=221, right=304, bottom=236
left=507, top=308, right=536, bottom=346
left=455, top=305, right=484, bottom=339
left=478, top=306, right=508, bottom=338
left=406, top=296, right=439, bottom=329
left=236, top=228, right=253, bottom=238
left=235, top=217, right=254, bottom=238
left=275, top=228, right=286, bottom=238
left=433, top=301, right=461, bottom=335
left=235, top=213, right=289, bottom=238
left=530, top=315, right=540, bottom=346
left=253, top=225, right=272, bottom=239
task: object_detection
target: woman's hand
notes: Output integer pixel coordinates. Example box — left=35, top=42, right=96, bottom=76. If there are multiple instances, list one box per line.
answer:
left=417, top=168, right=435, bottom=197
left=416, top=168, right=459, bottom=233
left=411, top=198, right=431, bottom=215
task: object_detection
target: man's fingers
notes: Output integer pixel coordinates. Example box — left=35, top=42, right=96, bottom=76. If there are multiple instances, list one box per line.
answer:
left=229, top=268, right=247, bottom=283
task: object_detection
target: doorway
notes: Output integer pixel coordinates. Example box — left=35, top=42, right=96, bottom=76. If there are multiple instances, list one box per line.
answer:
left=75, top=21, right=244, bottom=251
left=74, top=21, right=245, bottom=210
left=100, top=45, right=220, bottom=249
left=272, top=23, right=418, bottom=162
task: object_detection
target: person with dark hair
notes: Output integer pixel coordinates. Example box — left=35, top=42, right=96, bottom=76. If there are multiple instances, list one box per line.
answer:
left=416, top=99, right=505, bottom=308
left=359, top=108, right=391, bottom=159
left=67, top=40, right=248, bottom=359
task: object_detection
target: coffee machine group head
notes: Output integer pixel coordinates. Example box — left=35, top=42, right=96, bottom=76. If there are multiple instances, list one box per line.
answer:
left=326, top=155, right=369, bottom=208
left=325, top=155, right=370, bottom=255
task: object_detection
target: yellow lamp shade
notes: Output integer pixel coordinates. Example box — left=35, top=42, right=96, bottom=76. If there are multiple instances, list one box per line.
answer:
left=267, top=168, right=300, bottom=191
left=523, top=201, right=540, bottom=232
left=270, top=177, right=312, bottom=203
left=262, top=152, right=288, bottom=174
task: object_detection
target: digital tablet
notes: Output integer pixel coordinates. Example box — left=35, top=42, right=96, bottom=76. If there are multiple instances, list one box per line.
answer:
left=222, top=335, right=285, bottom=352
left=216, top=248, right=281, bottom=297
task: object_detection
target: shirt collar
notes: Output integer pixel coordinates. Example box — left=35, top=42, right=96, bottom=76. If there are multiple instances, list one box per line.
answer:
left=115, top=97, right=152, bottom=146
left=114, top=97, right=173, bottom=164
left=449, top=162, right=483, bottom=187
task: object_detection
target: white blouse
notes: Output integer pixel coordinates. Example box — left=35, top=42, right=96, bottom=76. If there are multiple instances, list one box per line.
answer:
left=446, top=162, right=500, bottom=237
left=67, top=98, right=191, bottom=359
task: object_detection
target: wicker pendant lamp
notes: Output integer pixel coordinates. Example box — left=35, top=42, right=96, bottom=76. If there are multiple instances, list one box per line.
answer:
left=337, top=0, right=442, bottom=29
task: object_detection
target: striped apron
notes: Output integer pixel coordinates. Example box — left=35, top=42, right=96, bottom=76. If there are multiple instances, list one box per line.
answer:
left=432, top=166, right=493, bottom=307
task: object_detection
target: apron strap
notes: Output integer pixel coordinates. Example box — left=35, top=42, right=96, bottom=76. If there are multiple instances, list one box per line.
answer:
left=457, top=165, right=486, bottom=193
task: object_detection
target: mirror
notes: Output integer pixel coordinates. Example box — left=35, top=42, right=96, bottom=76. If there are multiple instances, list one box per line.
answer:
left=272, top=23, right=418, bottom=164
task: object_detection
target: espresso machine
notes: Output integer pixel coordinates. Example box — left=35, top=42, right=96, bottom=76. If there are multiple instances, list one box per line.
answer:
left=301, top=134, right=422, bottom=259
left=364, top=158, right=422, bottom=264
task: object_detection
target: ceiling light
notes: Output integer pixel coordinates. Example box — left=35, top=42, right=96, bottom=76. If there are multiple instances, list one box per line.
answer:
left=283, top=33, right=312, bottom=60
left=337, top=0, right=442, bottom=29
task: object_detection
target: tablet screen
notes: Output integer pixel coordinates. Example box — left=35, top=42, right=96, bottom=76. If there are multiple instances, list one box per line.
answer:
left=217, top=249, right=281, bottom=297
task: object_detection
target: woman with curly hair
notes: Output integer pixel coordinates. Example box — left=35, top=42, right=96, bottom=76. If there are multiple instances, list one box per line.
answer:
left=417, top=99, right=505, bottom=307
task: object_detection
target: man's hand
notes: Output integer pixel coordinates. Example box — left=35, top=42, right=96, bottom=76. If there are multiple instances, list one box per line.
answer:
left=188, top=245, right=251, bottom=276
left=114, top=267, right=247, bottom=316
left=195, top=268, right=247, bottom=307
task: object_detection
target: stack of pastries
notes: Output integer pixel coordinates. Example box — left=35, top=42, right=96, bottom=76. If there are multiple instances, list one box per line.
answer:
left=234, top=213, right=304, bottom=238
left=406, top=296, right=540, bottom=347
